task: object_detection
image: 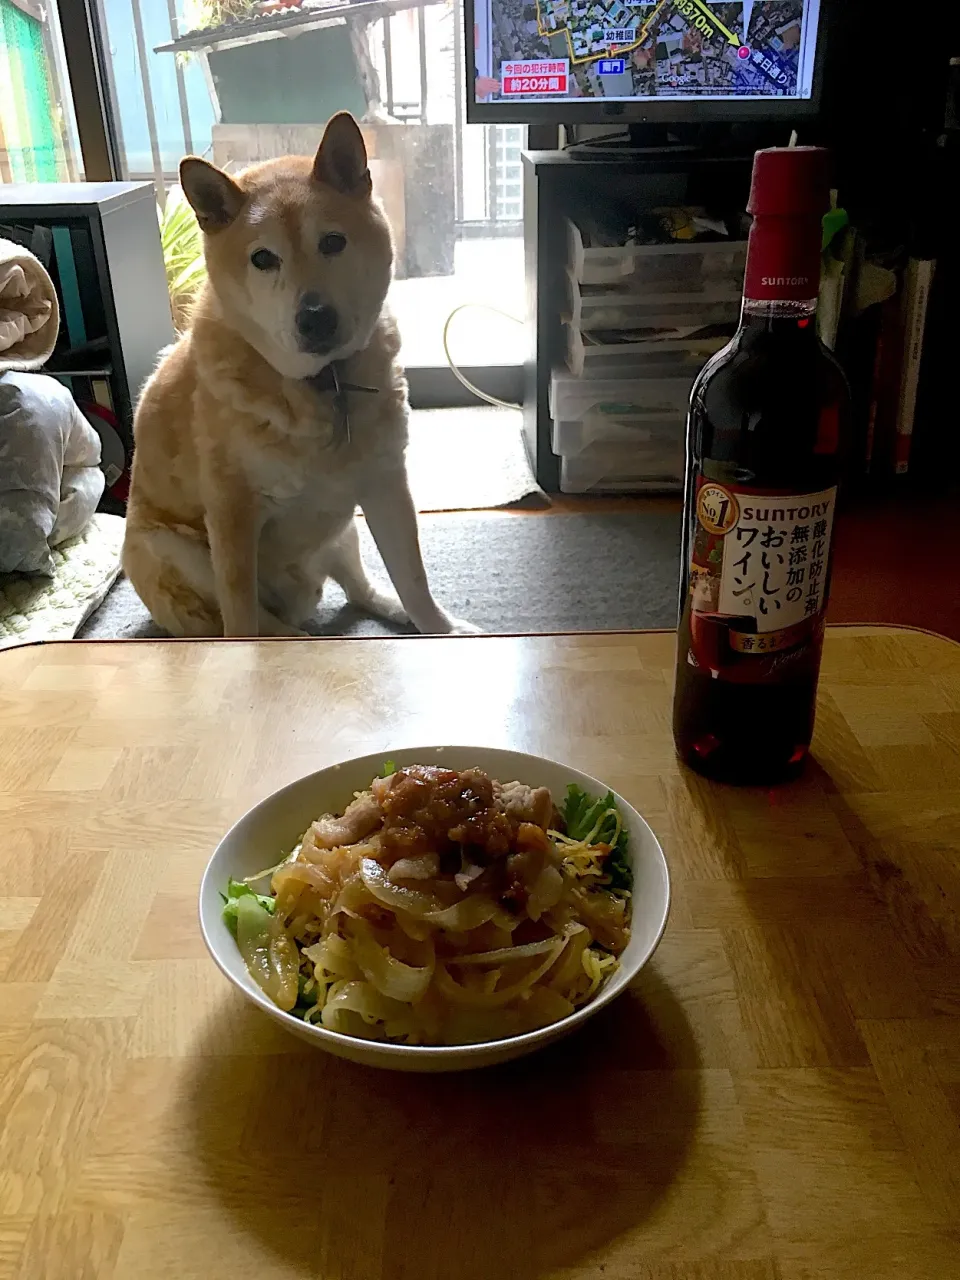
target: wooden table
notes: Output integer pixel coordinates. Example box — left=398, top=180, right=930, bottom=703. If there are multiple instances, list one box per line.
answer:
left=1, top=627, right=958, bottom=1280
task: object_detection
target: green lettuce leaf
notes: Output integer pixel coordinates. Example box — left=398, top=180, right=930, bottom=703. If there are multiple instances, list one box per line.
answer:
left=561, top=785, right=632, bottom=894
left=290, top=972, right=318, bottom=1020
left=222, top=877, right=276, bottom=938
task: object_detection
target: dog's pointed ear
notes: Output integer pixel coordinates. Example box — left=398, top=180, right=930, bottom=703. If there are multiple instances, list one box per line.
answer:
left=179, top=156, right=245, bottom=232
left=313, top=113, right=372, bottom=198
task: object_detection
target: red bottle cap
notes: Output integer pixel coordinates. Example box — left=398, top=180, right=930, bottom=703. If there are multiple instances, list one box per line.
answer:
left=747, top=146, right=831, bottom=218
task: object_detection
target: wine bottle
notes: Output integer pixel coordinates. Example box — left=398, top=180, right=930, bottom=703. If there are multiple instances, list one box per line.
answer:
left=672, top=146, right=850, bottom=785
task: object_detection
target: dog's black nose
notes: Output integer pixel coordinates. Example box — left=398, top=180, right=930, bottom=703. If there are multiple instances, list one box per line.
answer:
left=296, top=294, right=338, bottom=349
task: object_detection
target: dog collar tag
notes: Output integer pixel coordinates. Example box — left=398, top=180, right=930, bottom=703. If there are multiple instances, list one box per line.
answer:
left=305, top=361, right=379, bottom=448
left=330, top=364, right=351, bottom=447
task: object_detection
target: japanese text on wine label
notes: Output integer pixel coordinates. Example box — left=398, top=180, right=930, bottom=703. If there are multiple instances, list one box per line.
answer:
left=718, top=487, right=837, bottom=634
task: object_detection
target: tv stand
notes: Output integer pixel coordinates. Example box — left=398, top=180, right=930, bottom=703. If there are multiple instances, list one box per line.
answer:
left=565, top=120, right=795, bottom=159
left=522, top=145, right=753, bottom=490
left=570, top=122, right=703, bottom=152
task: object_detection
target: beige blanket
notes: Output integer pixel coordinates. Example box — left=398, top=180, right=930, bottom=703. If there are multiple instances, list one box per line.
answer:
left=0, top=236, right=59, bottom=370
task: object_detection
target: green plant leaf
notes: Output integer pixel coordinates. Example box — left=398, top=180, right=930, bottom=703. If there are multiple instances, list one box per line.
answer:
left=170, top=256, right=207, bottom=295
left=158, top=185, right=206, bottom=324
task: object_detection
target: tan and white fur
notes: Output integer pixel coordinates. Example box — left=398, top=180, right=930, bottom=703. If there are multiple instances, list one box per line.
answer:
left=123, top=112, right=474, bottom=638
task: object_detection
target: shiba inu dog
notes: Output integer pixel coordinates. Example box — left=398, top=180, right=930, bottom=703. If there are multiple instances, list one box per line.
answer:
left=123, top=112, right=474, bottom=637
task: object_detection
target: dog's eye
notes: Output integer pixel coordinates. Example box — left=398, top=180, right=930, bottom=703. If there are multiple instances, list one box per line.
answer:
left=318, top=233, right=346, bottom=257
left=250, top=248, right=280, bottom=271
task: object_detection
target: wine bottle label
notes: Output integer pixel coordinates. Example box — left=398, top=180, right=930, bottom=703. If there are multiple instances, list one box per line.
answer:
left=686, top=480, right=838, bottom=672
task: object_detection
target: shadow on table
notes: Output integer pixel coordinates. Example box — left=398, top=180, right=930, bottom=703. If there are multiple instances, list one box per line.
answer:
left=809, top=757, right=959, bottom=964
left=185, top=965, right=700, bottom=1280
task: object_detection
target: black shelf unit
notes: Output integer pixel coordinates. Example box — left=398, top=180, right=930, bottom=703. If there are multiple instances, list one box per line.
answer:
left=0, top=182, right=174, bottom=489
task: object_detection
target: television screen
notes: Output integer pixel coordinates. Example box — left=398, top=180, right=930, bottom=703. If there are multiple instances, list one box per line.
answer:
left=469, top=1, right=824, bottom=119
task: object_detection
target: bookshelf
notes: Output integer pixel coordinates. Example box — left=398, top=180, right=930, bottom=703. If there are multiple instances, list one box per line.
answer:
left=0, top=182, right=174, bottom=507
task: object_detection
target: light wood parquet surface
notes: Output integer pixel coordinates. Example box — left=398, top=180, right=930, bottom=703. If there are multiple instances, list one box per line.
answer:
left=0, top=627, right=958, bottom=1279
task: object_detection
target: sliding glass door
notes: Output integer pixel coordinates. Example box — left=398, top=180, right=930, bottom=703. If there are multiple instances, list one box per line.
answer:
left=4, top=0, right=527, bottom=403
left=0, top=0, right=83, bottom=183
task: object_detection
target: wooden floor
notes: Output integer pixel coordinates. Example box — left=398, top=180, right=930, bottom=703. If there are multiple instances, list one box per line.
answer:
left=498, top=492, right=958, bottom=641
left=828, top=495, right=958, bottom=641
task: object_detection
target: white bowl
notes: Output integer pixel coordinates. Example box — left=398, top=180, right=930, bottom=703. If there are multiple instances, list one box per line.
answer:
left=199, top=746, right=670, bottom=1071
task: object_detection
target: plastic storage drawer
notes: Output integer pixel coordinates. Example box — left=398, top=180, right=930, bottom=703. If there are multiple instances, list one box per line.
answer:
left=559, top=446, right=684, bottom=494
left=567, top=276, right=741, bottom=334
left=565, top=324, right=725, bottom=378
left=552, top=413, right=685, bottom=457
left=550, top=370, right=692, bottom=424
left=566, top=218, right=747, bottom=289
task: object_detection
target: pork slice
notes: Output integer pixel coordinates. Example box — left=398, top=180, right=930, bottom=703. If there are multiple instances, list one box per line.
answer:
left=497, top=780, right=554, bottom=831
left=311, top=791, right=382, bottom=849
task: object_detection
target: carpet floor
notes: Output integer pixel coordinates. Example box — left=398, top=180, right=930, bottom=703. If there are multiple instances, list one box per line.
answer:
left=78, top=511, right=683, bottom=638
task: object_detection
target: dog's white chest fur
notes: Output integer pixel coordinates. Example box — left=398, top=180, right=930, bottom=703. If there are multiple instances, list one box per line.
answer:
left=232, top=379, right=407, bottom=513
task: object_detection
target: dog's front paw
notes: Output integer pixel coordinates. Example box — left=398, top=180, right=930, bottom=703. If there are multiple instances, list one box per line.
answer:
left=442, top=616, right=483, bottom=636
left=261, top=619, right=311, bottom=639
left=361, top=589, right=411, bottom=628
left=409, top=608, right=482, bottom=635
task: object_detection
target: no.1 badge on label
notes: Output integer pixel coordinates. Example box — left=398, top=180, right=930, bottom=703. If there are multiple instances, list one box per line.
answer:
left=696, top=483, right=740, bottom=536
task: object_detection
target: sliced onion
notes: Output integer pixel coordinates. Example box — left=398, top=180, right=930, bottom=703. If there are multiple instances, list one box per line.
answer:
left=272, top=860, right=336, bottom=897
left=321, top=994, right=387, bottom=1040
left=518, top=986, right=575, bottom=1031
left=320, top=980, right=413, bottom=1034
left=242, top=848, right=297, bottom=884
left=303, top=934, right=361, bottom=981
left=388, top=854, right=440, bottom=883
left=426, top=895, right=517, bottom=933
left=447, top=937, right=562, bottom=967
left=345, top=917, right=434, bottom=1003
left=395, top=912, right=432, bottom=942
left=546, top=924, right=590, bottom=996
left=569, top=884, right=630, bottom=953
left=443, top=1006, right=524, bottom=1045
left=361, top=856, right=518, bottom=933
left=235, top=893, right=299, bottom=1011
left=330, top=872, right=376, bottom=919
left=299, top=836, right=378, bottom=867
left=435, top=933, right=568, bottom=1008
left=527, top=864, right=564, bottom=921
left=361, top=857, right=443, bottom=916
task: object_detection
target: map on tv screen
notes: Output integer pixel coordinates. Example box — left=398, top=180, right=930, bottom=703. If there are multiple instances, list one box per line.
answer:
left=473, top=1, right=821, bottom=105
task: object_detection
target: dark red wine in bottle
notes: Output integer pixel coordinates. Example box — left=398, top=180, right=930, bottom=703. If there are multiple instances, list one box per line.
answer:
left=672, top=146, right=850, bottom=785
